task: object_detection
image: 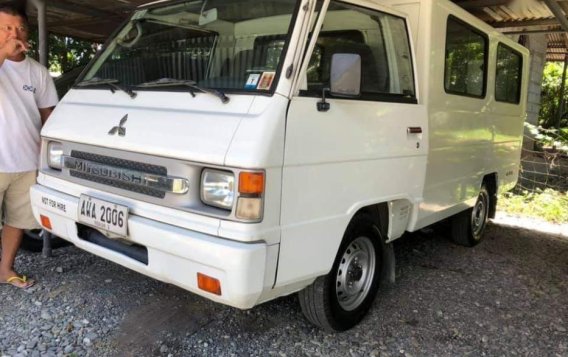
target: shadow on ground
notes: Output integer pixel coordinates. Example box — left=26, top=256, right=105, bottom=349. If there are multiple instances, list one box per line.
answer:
left=100, top=221, right=567, bottom=356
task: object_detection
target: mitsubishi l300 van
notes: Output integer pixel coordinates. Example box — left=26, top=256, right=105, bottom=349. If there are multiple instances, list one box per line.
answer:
left=31, top=0, right=528, bottom=331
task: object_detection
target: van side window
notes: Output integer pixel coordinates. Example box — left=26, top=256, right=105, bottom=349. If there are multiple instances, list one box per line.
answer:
left=495, top=43, right=522, bottom=104
left=300, top=2, right=416, bottom=103
left=444, top=17, right=487, bottom=98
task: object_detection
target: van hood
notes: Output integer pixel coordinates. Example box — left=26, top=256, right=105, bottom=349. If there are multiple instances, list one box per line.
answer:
left=42, top=89, right=256, bottom=166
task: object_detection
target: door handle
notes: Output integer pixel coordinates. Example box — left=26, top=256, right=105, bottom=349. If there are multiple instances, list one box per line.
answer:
left=407, top=127, right=422, bottom=134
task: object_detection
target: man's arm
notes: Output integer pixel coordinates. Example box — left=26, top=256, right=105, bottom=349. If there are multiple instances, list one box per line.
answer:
left=39, top=106, right=54, bottom=126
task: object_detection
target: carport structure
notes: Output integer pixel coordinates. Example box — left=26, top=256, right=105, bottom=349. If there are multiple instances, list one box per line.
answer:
left=0, top=0, right=566, bottom=129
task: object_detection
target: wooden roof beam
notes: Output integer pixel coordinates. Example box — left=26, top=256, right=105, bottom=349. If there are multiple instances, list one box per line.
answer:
left=491, top=17, right=559, bottom=27
left=46, top=0, right=123, bottom=19
left=46, top=17, right=122, bottom=29
left=453, top=0, right=512, bottom=10
left=501, top=25, right=564, bottom=33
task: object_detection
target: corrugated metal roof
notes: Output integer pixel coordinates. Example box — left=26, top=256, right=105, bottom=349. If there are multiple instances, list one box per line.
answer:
left=546, top=32, right=568, bottom=61
left=454, top=0, right=568, bottom=61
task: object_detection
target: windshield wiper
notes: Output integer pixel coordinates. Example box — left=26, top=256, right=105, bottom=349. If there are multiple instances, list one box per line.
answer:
left=76, top=78, right=137, bottom=99
left=136, top=78, right=230, bottom=104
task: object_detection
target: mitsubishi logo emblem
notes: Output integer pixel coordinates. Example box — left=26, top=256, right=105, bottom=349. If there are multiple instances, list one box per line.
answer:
left=108, top=114, right=128, bottom=136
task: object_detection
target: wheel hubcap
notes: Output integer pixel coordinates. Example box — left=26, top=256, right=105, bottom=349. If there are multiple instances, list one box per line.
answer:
left=471, top=192, right=488, bottom=238
left=335, top=236, right=376, bottom=311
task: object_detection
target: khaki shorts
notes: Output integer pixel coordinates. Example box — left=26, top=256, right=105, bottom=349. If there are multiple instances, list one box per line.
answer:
left=0, top=171, right=41, bottom=230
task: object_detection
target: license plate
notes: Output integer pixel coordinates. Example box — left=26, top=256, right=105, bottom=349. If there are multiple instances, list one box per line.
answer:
left=78, top=195, right=128, bottom=237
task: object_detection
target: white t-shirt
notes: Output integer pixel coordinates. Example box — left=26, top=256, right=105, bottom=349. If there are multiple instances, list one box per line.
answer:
left=0, top=57, right=58, bottom=172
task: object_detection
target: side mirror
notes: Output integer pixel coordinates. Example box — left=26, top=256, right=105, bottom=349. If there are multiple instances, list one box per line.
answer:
left=330, top=53, right=361, bottom=97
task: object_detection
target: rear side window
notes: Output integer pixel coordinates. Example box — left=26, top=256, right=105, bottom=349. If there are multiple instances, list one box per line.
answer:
left=495, top=43, right=522, bottom=104
left=444, top=17, right=487, bottom=98
left=301, top=1, right=416, bottom=103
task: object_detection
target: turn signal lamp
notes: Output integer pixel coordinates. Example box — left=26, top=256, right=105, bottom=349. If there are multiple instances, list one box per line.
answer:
left=236, top=198, right=263, bottom=220
left=238, top=172, right=264, bottom=194
left=40, top=215, right=52, bottom=230
left=197, top=273, right=222, bottom=295
left=236, top=172, right=264, bottom=221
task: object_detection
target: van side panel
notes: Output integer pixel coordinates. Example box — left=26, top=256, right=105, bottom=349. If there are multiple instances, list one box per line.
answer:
left=414, top=0, right=527, bottom=229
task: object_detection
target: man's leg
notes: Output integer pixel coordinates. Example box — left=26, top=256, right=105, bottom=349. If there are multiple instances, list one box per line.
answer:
left=0, top=171, right=38, bottom=287
left=0, top=224, right=29, bottom=287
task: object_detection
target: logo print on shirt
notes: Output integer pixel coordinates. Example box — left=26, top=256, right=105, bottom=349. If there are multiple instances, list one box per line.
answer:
left=23, top=85, right=36, bottom=94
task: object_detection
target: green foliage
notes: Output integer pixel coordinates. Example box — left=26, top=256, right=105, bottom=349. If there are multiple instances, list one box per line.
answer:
left=560, top=128, right=568, bottom=141
left=26, top=30, right=97, bottom=73
left=525, top=122, right=568, bottom=153
left=499, top=189, right=568, bottom=224
left=539, top=62, right=568, bottom=129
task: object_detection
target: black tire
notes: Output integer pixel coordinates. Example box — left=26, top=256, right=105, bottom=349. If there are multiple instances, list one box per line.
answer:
left=450, top=185, right=490, bottom=247
left=20, top=229, right=70, bottom=253
left=298, top=214, right=382, bottom=332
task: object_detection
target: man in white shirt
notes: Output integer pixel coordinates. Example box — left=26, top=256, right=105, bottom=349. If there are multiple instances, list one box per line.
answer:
left=0, top=4, right=58, bottom=288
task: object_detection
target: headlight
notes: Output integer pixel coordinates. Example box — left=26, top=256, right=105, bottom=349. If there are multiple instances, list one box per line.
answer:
left=201, top=169, right=235, bottom=210
left=47, top=141, right=63, bottom=170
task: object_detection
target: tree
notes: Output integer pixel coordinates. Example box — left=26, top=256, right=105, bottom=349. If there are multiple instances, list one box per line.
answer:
left=27, top=30, right=98, bottom=74
left=539, top=62, right=568, bottom=129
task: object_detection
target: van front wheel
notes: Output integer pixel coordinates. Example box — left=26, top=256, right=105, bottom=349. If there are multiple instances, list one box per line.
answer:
left=298, top=214, right=382, bottom=332
left=450, top=185, right=490, bottom=247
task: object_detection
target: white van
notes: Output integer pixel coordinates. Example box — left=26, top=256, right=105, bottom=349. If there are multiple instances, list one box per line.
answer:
left=31, top=0, right=529, bottom=331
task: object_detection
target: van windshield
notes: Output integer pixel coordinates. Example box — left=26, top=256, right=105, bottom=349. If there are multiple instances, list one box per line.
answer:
left=81, top=0, right=299, bottom=93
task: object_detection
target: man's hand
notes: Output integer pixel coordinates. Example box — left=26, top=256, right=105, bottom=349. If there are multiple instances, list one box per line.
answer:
left=0, top=37, right=29, bottom=61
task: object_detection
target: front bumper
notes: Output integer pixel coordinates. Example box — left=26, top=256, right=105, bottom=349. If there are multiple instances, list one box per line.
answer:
left=30, top=184, right=272, bottom=309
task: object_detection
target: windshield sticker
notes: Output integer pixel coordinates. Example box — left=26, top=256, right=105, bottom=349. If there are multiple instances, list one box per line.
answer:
left=257, top=72, right=275, bottom=90
left=245, top=74, right=261, bottom=89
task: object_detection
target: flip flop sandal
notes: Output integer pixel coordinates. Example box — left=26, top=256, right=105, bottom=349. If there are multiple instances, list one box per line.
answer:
left=1, top=275, right=35, bottom=289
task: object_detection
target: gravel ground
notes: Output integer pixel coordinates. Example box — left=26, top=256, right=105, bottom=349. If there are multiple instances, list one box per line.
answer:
left=1, top=217, right=567, bottom=357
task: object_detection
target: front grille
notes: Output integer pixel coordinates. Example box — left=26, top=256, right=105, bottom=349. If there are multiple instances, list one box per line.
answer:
left=69, top=151, right=167, bottom=198
left=71, top=151, right=167, bottom=175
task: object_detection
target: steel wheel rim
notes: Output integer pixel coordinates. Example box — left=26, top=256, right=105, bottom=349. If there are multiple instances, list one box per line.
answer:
left=471, top=191, right=488, bottom=238
left=335, top=236, right=376, bottom=311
